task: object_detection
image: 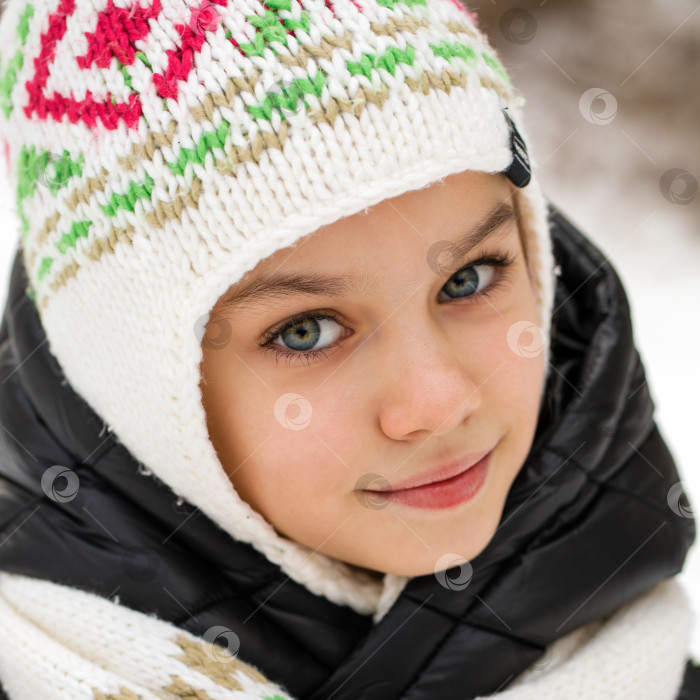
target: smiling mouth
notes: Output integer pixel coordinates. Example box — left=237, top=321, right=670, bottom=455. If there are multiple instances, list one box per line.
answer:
left=362, top=448, right=495, bottom=510
left=376, top=446, right=496, bottom=493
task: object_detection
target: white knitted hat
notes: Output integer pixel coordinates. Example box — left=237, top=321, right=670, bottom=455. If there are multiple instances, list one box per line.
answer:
left=0, top=0, right=555, bottom=615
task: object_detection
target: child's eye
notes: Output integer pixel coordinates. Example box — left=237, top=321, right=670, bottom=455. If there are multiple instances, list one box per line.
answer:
left=438, top=262, right=497, bottom=302
left=259, top=312, right=346, bottom=366
left=258, top=250, right=516, bottom=367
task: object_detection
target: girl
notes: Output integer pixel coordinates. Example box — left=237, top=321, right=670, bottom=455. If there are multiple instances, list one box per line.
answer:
left=0, top=0, right=697, bottom=696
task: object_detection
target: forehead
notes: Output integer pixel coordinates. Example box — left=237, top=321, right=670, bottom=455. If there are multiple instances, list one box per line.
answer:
left=215, top=196, right=519, bottom=313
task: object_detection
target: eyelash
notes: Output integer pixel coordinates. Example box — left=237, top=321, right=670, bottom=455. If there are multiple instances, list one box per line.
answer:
left=258, top=249, right=516, bottom=367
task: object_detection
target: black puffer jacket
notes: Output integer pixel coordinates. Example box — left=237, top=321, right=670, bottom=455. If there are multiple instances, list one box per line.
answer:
left=0, top=203, right=698, bottom=699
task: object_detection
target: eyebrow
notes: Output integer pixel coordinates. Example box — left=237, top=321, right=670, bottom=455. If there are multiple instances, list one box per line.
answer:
left=218, top=201, right=517, bottom=311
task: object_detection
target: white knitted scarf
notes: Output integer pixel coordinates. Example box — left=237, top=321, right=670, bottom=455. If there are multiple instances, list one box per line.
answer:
left=0, top=571, right=693, bottom=699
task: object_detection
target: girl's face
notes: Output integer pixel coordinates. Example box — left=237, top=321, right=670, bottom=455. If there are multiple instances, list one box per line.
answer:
left=199, top=170, right=545, bottom=577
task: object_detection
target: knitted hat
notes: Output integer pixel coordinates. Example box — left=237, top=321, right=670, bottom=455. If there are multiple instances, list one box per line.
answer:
left=0, top=0, right=555, bottom=615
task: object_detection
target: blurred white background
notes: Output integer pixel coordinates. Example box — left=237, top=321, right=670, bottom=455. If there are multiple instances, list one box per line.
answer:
left=0, top=0, right=698, bottom=657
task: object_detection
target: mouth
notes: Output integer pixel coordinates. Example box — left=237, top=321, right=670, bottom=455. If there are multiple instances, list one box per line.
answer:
left=364, top=447, right=495, bottom=510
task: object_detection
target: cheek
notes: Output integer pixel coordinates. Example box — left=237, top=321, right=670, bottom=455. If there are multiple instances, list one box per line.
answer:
left=223, top=392, right=355, bottom=517
left=477, top=278, right=545, bottom=418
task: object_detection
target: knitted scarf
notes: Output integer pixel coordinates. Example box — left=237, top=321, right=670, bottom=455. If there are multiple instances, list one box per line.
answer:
left=0, top=570, right=693, bottom=699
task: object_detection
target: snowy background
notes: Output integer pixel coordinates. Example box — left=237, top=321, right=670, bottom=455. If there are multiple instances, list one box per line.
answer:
left=0, top=0, right=698, bottom=657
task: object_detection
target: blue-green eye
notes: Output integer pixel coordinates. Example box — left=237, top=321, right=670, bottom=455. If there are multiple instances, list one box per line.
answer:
left=440, top=263, right=495, bottom=301
left=259, top=250, right=516, bottom=366
left=276, top=315, right=342, bottom=353
left=259, top=311, right=345, bottom=366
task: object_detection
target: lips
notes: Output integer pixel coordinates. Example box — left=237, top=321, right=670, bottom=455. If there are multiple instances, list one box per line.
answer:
left=366, top=450, right=493, bottom=510
left=373, top=446, right=495, bottom=492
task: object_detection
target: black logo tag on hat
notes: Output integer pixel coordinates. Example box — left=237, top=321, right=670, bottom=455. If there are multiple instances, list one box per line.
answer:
left=502, top=107, right=531, bottom=188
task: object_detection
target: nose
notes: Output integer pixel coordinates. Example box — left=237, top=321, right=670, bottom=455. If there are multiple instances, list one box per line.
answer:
left=377, top=320, right=484, bottom=441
